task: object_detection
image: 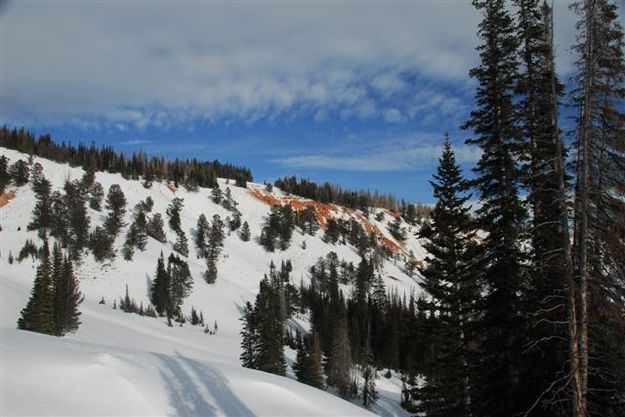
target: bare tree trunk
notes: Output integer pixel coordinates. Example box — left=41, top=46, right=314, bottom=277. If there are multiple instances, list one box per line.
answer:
left=544, top=3, right=585, bottom=416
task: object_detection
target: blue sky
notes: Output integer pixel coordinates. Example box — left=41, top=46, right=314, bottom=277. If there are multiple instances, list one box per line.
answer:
left=2, top=1, right=617, bottom=203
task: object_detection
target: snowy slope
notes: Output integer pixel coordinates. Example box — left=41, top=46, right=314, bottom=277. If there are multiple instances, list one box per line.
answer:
left=0, top=148, right=422, bottom=417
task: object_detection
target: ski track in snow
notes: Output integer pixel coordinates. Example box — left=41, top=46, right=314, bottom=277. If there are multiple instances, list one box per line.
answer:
left=1, top=147, right=419, bottom=417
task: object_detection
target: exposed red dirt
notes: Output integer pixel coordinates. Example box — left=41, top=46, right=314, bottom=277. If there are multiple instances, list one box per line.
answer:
left=250, top=187, right=407, bottom=254
left=0, top=191, right=16, bottom=208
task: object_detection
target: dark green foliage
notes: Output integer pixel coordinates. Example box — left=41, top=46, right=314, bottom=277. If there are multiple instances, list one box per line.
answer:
left=416, top=137, right=479, bottom=417
left=89, top=226, right=115, bottom=262
left=387, top=216, right=406, bottom=241
left=150, top=252, right=193, bottom=321
left=228, top=211, right=241, bottom=232
left=17, top=238, right=55, bottom=334
left=88, top=182, right=104, bottom=211
left=295, top=206, right=319, bottom=235
left=240, top=221, right=251, bottom=242
left=260, top=205, right=295, bottom=251
left=204, top=215, right=224, bottom=283
left=323, top=219, right=340, bottom=244
left=294, top=333, right=325, bottom=389
left=167, top=253, right=193, bottom=319
left=147, top=213, right=167, bottom=243
left=51, top=243, right=83, bottom=335
left=166, top=197, right=184, bottom=233
left=462, top=1, right=528, bottom=415
left=9, top=159, right=29, bottom=186
left=0, top=155, right=9, bottom=194
left=151, top=253, right=169, bottom=316
left=123, top=209, right=148, bottom=260
left=17, top=239, right=38, bottom=262
left=104, top=184, right=126, bottom=238
left=194, top=214, right=210, bottom=258
left=328, top=316, right=352, bottom=398
left=63, top=180, right=91, bottom=258
left=274, top=176, right=403, bottom=213
left=211, top=186, right=222, bottom=204
left=0, top=127, right=252, bottom=187
left=28, top=174, right=53, bottom=236
left=173, top=230, right=189, bottom=257
left=239, top=270, right=287, bottom=376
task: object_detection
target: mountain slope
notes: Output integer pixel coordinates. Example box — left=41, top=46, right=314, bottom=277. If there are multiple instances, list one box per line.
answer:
left=1, top=147, right=424, bottom=416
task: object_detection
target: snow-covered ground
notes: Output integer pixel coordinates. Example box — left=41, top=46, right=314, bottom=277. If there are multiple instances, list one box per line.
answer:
left=1, top=147, right=421, bottom=417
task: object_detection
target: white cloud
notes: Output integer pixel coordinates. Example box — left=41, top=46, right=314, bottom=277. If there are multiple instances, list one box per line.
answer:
left=0, top=1, right=581, bottom=128
left=272, top=135, right=482, bottom=172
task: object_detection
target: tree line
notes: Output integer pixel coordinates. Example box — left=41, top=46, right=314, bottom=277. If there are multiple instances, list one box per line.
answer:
left=0, top=126, right=252, bottom=189
left=274, top=176, right=431, bottom=219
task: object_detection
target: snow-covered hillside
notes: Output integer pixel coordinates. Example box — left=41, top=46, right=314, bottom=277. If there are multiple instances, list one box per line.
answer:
left=1, top=148, right=425, bottom=417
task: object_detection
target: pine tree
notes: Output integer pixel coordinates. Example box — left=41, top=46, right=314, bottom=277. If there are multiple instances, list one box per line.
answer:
left=28, top=174, right=53, bottom=237
left=514, top=2, right=571, bottom=415
left=167, top=254, right=193, bottom=318
left=166, top=197, right=184, bottom=233
left=328, top=316, right=352, bottom=398
left=9, top=159, right=29, bottom=186
left=104, top=184, right=127, bottom=238
left=55, top=253, right=83, bottom=335
left=89, top=182, right=104, bottom=211
left=462, top=1, right=528, bottom=415
left=17, top=237, right=55, bottom=334
left=240, top=221, right=251, bottom=242
left=89, top=226, right=115, bottom=262
left=173, top=230, right=189, bottom=257
left=147, top=213, right=167, bottom=243
left=240, top=301, right=258, bottom=369
left=416, top=136, right=478, bottom=417
left=151, top=252, right=169, bottom=316
left=195, top=214, right=210, bottom=258
left=63, top=180, right=91, bottom=258
left=0, top=155, right=9, bottom=194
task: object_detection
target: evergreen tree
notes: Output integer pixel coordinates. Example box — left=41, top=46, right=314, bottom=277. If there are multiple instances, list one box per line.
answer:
left=9, top=159, right=29, bottom=186
left=240, top=221, right=251, bottom=242
left=240, top=301, right=258, bottom=369
left=167, top=254, right=193, bottom=319
left=104, top=184, right=126, bottom=238
left=17, top=237, right=55, bottom=334
left=514, top=2, right=571, bottom=415
left=151, top=252, right=169, bottom=316
left=570, top=1, right=625, bottom=415
left=0, top=155, right=9, bottom=194
left=54, top=252, right=83, bottom=335
left=166, top=197, right=184, bottom=233
left=328, top=316, right=352, bottom=398
left=462, top=1, right=528, bottom=415
left=324, top=219, right=341, bottom=244
left=195, top=214, right=210, bottom=258
left=388, top=216, right=406, bottom=241
left=89, top=226, right=115, bottom=262
left=254, top=278, right=287, bottom=375
left=88, top=182, right=104, bottom=211
left=147, top=213, right=167, bottom=243
left=211, top=186, right=222, bottom=204
left=416, top=136, right=478, bottom=417
left=28, top=174, right=53, bottom=237
left=173, top=230, right=189, bottom=257
left=63, top=180, right=91, bottom=258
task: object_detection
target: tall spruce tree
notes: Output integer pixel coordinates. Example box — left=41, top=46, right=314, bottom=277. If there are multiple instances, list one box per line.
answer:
left=514, top=2, right=571, bottom=415
left=104, top=184, right=126, bottom=238
left=151, top=252, right=169, bottom=316
left=462, top=1, right=528, bottom=415
left=17, top=237, right=55, bottom=334
left=416, top=136, right=478, bottom=417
